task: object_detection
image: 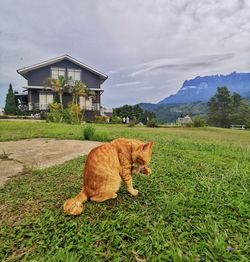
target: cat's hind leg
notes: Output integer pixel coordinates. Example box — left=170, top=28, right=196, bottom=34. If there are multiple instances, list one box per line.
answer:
left=90, top=193, right=117, bottom=202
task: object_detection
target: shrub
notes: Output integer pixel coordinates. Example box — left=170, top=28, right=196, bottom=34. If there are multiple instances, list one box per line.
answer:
left=68, top=103, right=83, bottom=124
left=61, top=109, right=73, bottom=124
left=146, top=119, right=158, bottom=128
left=40, top=111, right=47, bottom=120
left=83, top=125, right=96, bottom=140
left=95, top=115, right=109, bottom=123
left=45, top=104, right=84, bottom=125
left=128, top=120, right=136, bottom=127
left=49, top=102, right=61, bottom=112
left=110, top=116, right=122, bottom=124
left=46, top=112, right=62, bottom=123
left=185, top=122, right=194, bottom=127
left=193, top=116, right=206, bottom=127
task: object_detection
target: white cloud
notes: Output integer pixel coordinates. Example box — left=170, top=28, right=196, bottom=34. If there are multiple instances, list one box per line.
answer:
left=1, top=0, right=250, bottom=107
left=115, top=81, right=142, bottom=87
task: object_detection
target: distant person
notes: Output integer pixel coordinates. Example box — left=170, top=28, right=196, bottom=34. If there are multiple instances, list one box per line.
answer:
left=126, top=116, right=130, bottom=124
left=122, top=117, right=126, bottom=124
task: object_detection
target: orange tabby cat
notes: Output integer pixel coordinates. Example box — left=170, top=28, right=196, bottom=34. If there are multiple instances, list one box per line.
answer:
left=64, top=138, right=153, bottom=215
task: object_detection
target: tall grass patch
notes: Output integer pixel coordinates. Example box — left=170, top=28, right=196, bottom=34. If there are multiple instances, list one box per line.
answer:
left=83, top=125, right=96, bottom=140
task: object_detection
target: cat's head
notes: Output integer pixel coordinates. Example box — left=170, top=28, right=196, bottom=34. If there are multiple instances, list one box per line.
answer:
left=132, top=142, right=154, bottom=166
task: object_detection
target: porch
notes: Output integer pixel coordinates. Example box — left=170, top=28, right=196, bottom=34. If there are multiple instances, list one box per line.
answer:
left=29, top=102, right=100, bottom=111
left=15, top=89, right=101, bottom=113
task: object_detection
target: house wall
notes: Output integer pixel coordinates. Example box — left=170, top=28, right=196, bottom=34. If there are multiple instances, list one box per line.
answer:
left=85, top=111, right=100, bottom=121
left=24, top=59, right=102, bottom=88
left=31, top=89, right=39, bottom=103
left=92, top=91, right=101, bottom=104
left=29, top=89, right=99, bottom=110
left=62, top=93, right=72, bottom=108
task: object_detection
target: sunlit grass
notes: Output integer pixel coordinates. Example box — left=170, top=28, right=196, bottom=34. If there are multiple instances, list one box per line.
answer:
left=0, top=121, right=249, bottom=261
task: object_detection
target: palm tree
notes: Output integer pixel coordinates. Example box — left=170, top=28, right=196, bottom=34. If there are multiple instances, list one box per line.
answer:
left=70, top=80, right=87, bottom=104
left=69, top=81, right=94, bottom=108
left=44, top=76, right=69, bottom=109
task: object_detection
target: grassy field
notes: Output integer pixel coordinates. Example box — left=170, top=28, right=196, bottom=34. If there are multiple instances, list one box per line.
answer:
left=0, top=121, right=249, bottom=261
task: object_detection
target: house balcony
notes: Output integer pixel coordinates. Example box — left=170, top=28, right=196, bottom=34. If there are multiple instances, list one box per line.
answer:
left=30, top=103, right=100, bottom=111
left=85, top=103, right=100, bottom=111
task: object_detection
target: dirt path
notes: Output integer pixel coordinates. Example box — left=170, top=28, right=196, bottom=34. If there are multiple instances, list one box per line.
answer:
left=0, top=138, right=103, bottom=186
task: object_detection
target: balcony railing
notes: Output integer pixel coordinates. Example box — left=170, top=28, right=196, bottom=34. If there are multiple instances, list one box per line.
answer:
left=85, top=103, right=100, bottom=111
left=30, top=103, right=100, bottom=111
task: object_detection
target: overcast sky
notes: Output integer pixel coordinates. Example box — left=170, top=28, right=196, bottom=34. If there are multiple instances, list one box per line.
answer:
left=1, top=0, right=250, bottom=108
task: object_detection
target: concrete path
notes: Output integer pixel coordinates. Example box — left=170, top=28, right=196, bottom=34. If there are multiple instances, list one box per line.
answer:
left=0, top=138, right=103, bottom=186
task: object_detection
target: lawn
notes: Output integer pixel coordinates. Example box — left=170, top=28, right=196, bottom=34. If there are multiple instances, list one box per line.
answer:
left=0, top=121, right=249, bottom=261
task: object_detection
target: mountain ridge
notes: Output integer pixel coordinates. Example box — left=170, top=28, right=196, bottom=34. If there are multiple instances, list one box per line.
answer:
left=159, top=72, right=250, bottom=104
left=138, top=101, right=208, bottom=123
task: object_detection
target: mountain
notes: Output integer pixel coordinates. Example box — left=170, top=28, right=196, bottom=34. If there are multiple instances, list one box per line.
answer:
left=138, top=102, right=208, bottom=123
left=138, top=72, right=250, bottom=123
left=159, top=72, right=250, bottom=104
left=139, top=98, right=250, bottom=123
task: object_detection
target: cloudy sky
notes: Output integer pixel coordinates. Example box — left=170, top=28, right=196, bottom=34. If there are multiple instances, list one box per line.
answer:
left=1, top=0, right=250, bottom=108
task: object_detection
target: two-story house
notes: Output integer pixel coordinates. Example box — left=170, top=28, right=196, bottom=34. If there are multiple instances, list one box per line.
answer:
left=16, top=54, right=108, bottom=118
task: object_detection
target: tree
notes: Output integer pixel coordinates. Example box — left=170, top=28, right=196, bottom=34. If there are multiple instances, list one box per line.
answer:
left=44, top=76, right=70, bottom=109
left=208, top=86, right=250, bottom=128
left=207, top=86, right=233, bottom=127
left=4, top=83, right=18, bottom=115
left=113, top=104, right=156, bottom=124
left=70, top=80, right=87, bottom=104
left=68, top=80, right=94, bottom=104
left=232, top=92, right=241, bottom=112
left=67, top=80, right=94, bottom=115
left=229, top=101, right=250, bottom=127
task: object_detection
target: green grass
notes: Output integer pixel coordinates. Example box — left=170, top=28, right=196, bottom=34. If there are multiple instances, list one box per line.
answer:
left=0, top=121, right=250, bottom=261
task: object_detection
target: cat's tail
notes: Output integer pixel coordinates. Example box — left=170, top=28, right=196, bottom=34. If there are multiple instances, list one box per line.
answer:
left=63, top=188, right=88, bottom=216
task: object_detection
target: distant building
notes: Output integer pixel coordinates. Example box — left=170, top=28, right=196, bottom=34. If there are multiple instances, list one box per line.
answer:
left=177, top=114, right=193, bottom=126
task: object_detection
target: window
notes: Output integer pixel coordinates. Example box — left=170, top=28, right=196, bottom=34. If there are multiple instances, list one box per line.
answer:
left=39, top=92, right=53, bottom=110
left=68, top=69, right=81, bottom=81
left=51, top=68, right=65, bottom=79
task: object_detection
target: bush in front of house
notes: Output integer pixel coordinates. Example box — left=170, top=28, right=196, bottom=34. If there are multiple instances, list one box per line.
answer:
left=46, top=111, right=62, bottom=123
left=68, top=103, right=84, bottom=124
left=83, top=125, right=96, bottom=140
left=45, top=102, right=84, bottom=124
left=61, top=109, right=73, bottom=124
left=49, top=102, right=62, bottom=112
left=46, top=102, right=62, bottom=123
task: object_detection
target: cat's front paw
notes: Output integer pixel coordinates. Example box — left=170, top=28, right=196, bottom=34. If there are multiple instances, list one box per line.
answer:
left=143, top=167, right=152, bottom=175
left=130, top=189, right=139, bottom=196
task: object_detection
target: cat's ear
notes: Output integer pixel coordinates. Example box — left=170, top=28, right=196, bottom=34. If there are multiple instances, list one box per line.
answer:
left=141, top=141, right=154, bottom=151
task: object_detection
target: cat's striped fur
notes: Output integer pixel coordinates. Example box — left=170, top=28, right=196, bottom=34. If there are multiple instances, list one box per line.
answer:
left=64, top=138, right=153, bottom=215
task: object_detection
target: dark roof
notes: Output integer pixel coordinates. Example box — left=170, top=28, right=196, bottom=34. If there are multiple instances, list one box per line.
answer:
left=17, top=54, right=108, bottom=80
